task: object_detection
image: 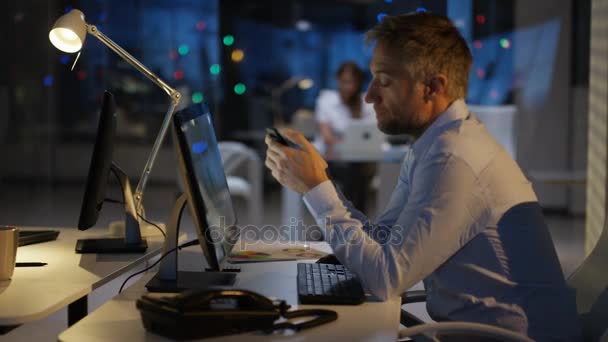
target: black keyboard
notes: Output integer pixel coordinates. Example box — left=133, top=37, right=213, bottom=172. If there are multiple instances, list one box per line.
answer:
left=297, top=263, right=365, bottom=305
left=18, top=230, right=60, bottom=247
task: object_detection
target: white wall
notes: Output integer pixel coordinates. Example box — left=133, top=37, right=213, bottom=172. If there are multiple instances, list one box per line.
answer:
left=514, top=0, right=572, bottom=209
left=585, top=0, right=608, bottom=254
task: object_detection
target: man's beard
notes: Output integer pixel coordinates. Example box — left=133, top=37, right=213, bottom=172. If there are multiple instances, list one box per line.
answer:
left=378, top=112, right=426, bottom=137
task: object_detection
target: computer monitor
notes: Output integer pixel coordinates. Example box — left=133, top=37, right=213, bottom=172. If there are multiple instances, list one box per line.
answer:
left=75, top=90, right=147, bottom=253
left=145, top=103, right=239, bottom=292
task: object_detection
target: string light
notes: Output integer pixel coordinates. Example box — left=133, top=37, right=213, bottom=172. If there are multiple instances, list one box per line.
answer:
left=169, top=50, right=178, bottom=60
left=377, top=13, right=387, bottom=23
left=77, top=70, right=87, bottom=80
left=234, top=83, right=246, bottom=95
left=196, top=21, right=207, bottom=31
left=210, top=64, right=221, bottom=75
left=178, top=45, right=190, bottom=56
left=416, top=7, right=427, bottom=13
left=231, top=49, right=244, bottom=63
left=473, top=40, right=483, bottom=49
left=43, top=75, right=53, bottom=87
left=60, top=55, right=70, bottom=65
left=192, top=92, right=204, bottom=103
left=476, top=69, right=486, bottom=79
left=223, top=35, right=235, bottom=46
left=500, top=38, right=511, bottom=49
left=173, top=70, right=184, bottom=80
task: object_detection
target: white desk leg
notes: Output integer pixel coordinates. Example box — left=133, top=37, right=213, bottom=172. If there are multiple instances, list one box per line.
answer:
left=282, top=187, right=303, bottom=226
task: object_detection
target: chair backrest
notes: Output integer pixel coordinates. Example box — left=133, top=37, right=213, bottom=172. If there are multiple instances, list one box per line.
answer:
left=567, top=218, right=608, bottom=341
left=217, top=141, right=263, bottom=227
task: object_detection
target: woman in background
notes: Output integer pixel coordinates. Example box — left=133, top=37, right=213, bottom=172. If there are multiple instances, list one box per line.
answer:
left=314, top=61, right=377, bottom=212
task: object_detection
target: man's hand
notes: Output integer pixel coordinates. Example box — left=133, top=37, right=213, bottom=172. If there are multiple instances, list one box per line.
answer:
left=265, top=129, right=329, bottom=194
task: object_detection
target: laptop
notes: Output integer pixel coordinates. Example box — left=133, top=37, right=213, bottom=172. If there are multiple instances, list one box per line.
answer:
left=335, top=121, right=385, bottom=157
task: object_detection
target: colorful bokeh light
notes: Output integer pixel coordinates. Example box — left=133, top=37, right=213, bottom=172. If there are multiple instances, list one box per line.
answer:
left=192, top=92, right=204, bottom=103
left=178, top=45, right=190, bottom=56
left=196, top=21, right=207, bottom=31
left=43, top=75, right=53, bottom=87
left=210, top=64, right=221, bottom=75
left=77, top=70, right=87, bottom=81
left=234, top=83, right=246, bottom=95
left=231, top=49, right=245, bottom=63
left=223, top=35, right=235, bottom=46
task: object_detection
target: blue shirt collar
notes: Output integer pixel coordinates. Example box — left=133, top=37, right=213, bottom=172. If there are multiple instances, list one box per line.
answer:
left=412, top=99, right=469, bottom=156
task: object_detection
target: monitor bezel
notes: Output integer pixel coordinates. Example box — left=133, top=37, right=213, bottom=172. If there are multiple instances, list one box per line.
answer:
left=172, top=104, right=236, bottom=271
left=78, top=90, right=116, bottom=230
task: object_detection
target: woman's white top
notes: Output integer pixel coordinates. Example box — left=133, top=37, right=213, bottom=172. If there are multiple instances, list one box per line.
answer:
left=314, top=89, right=376, bottom=151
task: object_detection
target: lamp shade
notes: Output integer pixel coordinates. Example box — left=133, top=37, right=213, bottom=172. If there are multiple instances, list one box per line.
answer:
left=49, top=9, right=87, bottom=53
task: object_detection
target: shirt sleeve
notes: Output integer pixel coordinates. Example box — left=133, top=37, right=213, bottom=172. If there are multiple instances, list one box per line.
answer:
left=303, top=152, right=488, bottom=300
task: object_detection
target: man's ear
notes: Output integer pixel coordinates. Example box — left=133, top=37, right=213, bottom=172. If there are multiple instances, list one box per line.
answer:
left=427, top=74, right=448, bottom=98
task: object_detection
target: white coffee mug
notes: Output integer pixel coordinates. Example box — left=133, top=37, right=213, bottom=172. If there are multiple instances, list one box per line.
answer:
left=0, top=226, right=18, bottom=280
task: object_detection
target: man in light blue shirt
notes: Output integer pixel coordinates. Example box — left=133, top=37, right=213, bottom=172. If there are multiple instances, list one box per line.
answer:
left=265, top=12, right=580, bottom=341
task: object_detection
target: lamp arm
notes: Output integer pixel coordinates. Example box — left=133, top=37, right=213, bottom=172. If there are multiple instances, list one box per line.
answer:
left=87, top=24, right=182, bottom=213
left=87, top=25, right=178, bottom=98
left=132, top=98, right=179, bottom=212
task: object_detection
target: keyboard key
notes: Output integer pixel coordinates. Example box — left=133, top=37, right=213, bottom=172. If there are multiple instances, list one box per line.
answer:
left=297, top=263, right=365, bottom=305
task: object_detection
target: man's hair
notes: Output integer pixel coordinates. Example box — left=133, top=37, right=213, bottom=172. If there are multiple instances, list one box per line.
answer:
left=365, top=12, right=472, bottom=100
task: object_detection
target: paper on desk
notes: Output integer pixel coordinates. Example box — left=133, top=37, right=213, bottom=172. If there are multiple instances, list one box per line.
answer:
left=227, top=244, right=328, bottom=263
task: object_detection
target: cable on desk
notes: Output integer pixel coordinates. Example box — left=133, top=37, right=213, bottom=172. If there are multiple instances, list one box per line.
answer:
left=103, top=198, right=166, bottom=237
left=118, top=239, right=199, bottom=293
left=137, top=214, right=166, bottom=238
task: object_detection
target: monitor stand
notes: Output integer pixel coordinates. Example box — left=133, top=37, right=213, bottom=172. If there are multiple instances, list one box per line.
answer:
left=145, top=193, right=235, bottom=292
left=76, top=163, right=147, bottom=253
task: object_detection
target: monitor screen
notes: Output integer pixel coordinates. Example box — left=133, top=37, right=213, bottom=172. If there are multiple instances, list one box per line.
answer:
left=173, top=103, right=239, bottom=271
left=74, top=90, right=146, bottom=253
left=78, top=90, right=116, bottom=230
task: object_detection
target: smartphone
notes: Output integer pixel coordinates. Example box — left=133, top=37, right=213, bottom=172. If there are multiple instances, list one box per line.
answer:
left=266, top=128, right=299, bottom=149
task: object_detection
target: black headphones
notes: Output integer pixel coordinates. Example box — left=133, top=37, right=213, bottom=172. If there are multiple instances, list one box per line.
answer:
left=264, top=300, right=338, bottom=333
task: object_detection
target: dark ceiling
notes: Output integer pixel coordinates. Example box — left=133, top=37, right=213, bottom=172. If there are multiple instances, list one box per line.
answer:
left=221, top=0, right=444, bottom=31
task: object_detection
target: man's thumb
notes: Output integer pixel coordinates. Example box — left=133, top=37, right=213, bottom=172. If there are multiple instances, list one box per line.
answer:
left=283, top=129, right=312, bottom=151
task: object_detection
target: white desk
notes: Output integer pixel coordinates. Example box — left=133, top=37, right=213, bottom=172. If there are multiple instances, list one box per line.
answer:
left=58, top=241, right=402, bottom=342
left=0, top=226, right=163, bottom=331
left=282, top=145, right=408, bottom=225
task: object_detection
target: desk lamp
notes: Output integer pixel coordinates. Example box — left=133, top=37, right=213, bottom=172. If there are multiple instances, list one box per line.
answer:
left=49, top=9, right=181, bottom=215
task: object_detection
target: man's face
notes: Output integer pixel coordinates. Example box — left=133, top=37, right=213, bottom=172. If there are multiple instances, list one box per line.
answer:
left=364, top=42, right=429, bottom=136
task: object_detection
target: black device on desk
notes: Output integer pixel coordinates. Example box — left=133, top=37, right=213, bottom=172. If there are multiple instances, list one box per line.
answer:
left=137, top=288, right=280, bottom=340
left=297, top=263, right=366, bottom=305
left=75, top=91, right=147, bottom=254
left=18, top=230, right=60, bottom=247
left=145, top=103, right=239, bottom=292
left=137, top=288, right=338, bottom=340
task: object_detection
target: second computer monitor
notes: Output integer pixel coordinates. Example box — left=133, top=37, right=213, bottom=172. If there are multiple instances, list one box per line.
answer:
left=173, top=103, right=239, bottom=271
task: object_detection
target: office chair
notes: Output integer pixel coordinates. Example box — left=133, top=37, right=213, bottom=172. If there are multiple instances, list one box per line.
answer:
left=399, top=201, right=608, bottom=341
left=218, top=142, right=263, bottom=227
